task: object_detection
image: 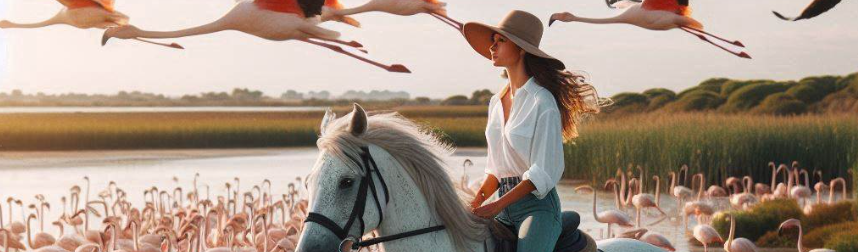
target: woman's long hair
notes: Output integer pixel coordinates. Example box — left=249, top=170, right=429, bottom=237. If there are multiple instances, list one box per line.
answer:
left=517, top=53, right=610, bottom=141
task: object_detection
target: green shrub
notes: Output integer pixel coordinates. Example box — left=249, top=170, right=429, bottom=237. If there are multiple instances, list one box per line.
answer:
left=611, top=92, right=649, bottom=107
left=664, top=90, right=723, bottom=112
left=643, top=88, right=676, bottom=100
left=677, top=79, right=726, bottom=98
left=836, top=73, right=858, bottom=92
left=787, top=84, right=826, bottom=104
left=722, top=82, right=792, bottom=112
left=648, top=95, right=675, bottom=111
left=826, top=231, right=858, bottom=252
left=799, top=76, right=839, bottom=95
left=712, top=199, right=803, bottom=242
left=720, top=80, right=772, bottom=98
left=803, top=201, right=857, bottom=231
left=803, top=222, right=858, bottom=248
left=753, top=93, right=808, bottom=115
left=756, top=230, right=796, bottom=248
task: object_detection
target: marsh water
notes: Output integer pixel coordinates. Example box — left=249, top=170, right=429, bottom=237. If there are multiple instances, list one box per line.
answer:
left=0, top=148, right=729, bottom=251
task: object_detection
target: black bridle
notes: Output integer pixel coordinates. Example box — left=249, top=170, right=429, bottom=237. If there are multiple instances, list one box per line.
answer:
left=304, top=146, right=446, bottom=251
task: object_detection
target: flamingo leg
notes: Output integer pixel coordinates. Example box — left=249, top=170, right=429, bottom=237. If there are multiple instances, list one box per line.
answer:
left=309, top=38, right=367, bottom=53
left=680, top=26, right=745, bottom=47
left=299, top=39, right=411, bottom=73
left=429, top=13, right=463, bottom=33
left=679, top=27, right=751, bottom=59
left=129, top=38, right=184, bottom=50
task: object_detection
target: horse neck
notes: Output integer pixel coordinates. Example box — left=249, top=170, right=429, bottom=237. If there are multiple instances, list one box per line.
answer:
left=375, top=164, right=460, bottom=252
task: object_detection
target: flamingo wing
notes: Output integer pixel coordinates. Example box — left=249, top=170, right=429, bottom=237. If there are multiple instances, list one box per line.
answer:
left=641, top=0, right=691, bottom=16
left=606, top=0, right=642, bottom=9
left=55, top=0, right=115, bottom=12
left=773, top=0, right=842, bottom=21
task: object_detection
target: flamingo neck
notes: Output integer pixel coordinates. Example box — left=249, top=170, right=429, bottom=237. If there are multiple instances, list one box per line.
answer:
left=771, top=164, right=777, bottom=188
left=26, top=215, right=35, bottom=249
left=654, top=177, right=661, bottom=206
left=132, top=20, right=229, bottom=40
left=592, top=190, right=599, bottom=222
left=797, top=224, right=805, bottom=252
left=334, top=2, right=376, bottom=16
left=0, top=16, right=64, bottom=29
left=573, top=16, right=627, bottom=25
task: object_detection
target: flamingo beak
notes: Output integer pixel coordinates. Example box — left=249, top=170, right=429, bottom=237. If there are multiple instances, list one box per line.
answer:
left=101, top=32, right=111, bottom=46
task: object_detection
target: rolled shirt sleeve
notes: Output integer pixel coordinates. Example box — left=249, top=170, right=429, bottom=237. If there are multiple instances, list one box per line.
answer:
left=521, top=109, right=565, bottom=199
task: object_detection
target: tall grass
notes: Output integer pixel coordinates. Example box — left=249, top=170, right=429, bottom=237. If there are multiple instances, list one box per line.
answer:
left=565, top=113, right=858, bottom=187
left=0, top=106, right=488, bottom=150
left=1, top=107, right=855, bottom=188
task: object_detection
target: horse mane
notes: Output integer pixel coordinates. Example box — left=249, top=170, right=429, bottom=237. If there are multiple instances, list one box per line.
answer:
left=315, top=110, right=489, bottom=251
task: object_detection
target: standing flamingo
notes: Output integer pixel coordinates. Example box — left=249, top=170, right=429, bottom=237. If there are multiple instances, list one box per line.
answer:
left=0, top=0, right=183, bottom=49
left=778, top=219, right=836, bottom=252
left=791, top=169, right=812, bottom=207
left=322, top=0, right=463, bottom=32
left=101, top=0, right=411, bottom=73
left=693, top=215, right=723, bottom=252
left=723, top=213, right=758, bottom=252
left=578, top=184, right=634, bottom=238
left=631, top=172, right=666, bottom=227
left=549, top=0, right=750, bottom=58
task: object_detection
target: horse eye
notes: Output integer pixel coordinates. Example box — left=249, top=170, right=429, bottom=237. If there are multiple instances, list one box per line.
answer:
left=339, top=178, right=354, bottom=189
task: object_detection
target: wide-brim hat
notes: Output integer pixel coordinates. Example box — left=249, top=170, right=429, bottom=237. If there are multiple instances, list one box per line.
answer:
left=463, top=10, right=565, bottom=69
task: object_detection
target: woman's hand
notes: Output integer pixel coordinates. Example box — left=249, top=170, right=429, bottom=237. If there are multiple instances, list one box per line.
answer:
left=473, top=200, right=505, bottom=219
left=470, top=193, right=486, bottom=210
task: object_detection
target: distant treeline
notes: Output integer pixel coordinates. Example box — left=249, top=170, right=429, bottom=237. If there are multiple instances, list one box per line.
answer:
left=606, top=71, right=858, bottom=115
left=0, top=88, right=424, bottom=107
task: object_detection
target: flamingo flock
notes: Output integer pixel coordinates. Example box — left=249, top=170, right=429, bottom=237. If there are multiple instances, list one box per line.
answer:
left=0, top=175, right=311, bottom=252
left=0, top=0, right=466, bottom=73
left=543, top=161, right=854, bottom=252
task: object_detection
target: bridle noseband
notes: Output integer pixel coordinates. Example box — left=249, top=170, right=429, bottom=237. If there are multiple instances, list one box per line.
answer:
left=304, top=146, right=445, bottom=251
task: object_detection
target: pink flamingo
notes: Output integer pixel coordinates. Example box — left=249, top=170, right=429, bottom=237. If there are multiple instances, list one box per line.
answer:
left=723, top=213, right=758, bottom=252
left=322, top=0, right=463, bottom=32
left=693, top=214, right=723, bottom=252
left=102, top=0, right=410, bottom=73
left=549, top=0, right=750, bottom=58
left=778, top=219, right=835, bottom=252
left=0, top=0, right=183, bottom=49
left=583, top=184, right=634, bottom=238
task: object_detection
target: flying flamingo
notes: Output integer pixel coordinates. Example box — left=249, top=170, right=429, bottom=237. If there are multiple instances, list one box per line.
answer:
left=773, top=0, right=843, bottom=21
left=0, top=0, right=183, bottom=49
left=577, top=184, right=633, bottom=238
left=723, top=213, right=759, bottom=252
left=101, top=0, right=411, bottom=73
left=549, top=0, right=751, bottom=59
left=322, top=0, right=463, bottom=32
left=778, top=219, right=835, bottom=252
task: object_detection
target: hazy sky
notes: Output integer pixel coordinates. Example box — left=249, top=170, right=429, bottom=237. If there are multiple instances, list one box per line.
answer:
left=1, top=0, right=857, bottom=98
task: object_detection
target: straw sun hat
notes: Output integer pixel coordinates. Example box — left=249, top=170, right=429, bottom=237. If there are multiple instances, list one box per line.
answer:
left=463, top=10, right=565, bottom=69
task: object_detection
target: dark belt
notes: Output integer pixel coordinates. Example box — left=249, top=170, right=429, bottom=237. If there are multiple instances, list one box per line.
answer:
left=498, top=176, right=521, bottom=197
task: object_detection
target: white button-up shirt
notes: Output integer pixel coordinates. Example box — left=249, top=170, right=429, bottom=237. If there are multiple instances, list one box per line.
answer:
left=485, top=77, right=565, bottom=199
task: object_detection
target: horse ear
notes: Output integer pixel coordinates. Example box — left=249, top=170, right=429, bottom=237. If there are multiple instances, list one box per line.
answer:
left=349, top=103, right=367, bottom=136
left=320, top=107, right=335, bottom=136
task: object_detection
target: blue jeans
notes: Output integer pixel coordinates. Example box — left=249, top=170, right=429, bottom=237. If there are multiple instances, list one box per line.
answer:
left=496, top=187, right=562, bottom=252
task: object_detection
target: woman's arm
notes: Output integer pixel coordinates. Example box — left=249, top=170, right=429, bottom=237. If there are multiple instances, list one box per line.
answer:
left=473, top=179, right=536, bottom=218
left=470, top=174, right=500, bottom=210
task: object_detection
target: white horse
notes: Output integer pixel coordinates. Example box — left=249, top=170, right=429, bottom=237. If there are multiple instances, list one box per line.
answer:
left=296, top=104, right=664, bottom=252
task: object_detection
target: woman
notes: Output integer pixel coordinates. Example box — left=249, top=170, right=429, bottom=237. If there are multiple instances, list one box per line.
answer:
left=463, top=10, right=605, bottom=251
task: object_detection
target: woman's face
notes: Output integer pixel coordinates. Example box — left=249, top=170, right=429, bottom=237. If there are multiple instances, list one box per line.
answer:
left=489, top=33, right=524, bottom=67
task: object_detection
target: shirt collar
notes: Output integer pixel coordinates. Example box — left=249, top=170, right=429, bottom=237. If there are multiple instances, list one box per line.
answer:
left=520, top=77, right=541, bottom=95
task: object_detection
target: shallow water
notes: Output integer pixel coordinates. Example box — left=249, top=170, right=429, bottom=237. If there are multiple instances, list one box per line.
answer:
left=0, top=106, right=326, bottom=114
left=0, top=148, right=805, bottom=252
